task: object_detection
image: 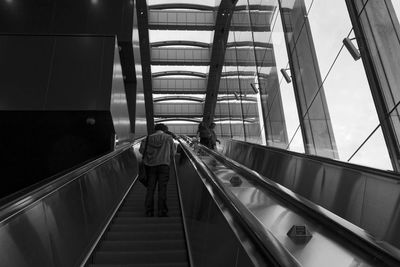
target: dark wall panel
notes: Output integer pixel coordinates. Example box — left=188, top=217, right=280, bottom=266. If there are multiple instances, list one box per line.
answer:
left=0, top=111, right=114, bottom=199
left=0, top=0, right=135, bottom=199
left=0, top=0, right=133, bottom=41
left=0, top=36, right=53, bottom=110
left=46, top=36, right=114, bottom=110
left=0, top=35, right=114, bottom=111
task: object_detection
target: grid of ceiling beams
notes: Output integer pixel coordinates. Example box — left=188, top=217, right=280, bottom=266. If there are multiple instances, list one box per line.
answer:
left=148, top=1, right=275, bottom=136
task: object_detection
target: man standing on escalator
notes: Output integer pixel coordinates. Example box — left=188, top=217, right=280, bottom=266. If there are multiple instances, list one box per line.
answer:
left=139, top=123, right=176, bottom=217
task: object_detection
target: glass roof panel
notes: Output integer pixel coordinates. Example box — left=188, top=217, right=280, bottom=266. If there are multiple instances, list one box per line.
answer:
left=152, top=65, right=209, bottom=73
left=147, top=0, right=222, bottom=7
left=149, top=30, right=214, bottom=43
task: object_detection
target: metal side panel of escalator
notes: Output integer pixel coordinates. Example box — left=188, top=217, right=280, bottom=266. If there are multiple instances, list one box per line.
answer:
left=177, top=136, right=400, bottom=267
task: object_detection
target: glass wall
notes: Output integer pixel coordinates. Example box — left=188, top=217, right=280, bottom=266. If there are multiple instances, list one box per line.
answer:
left=278, top=0, right=392, bottom=170
left=216, top=0, right=394, bottom=170
left=215, top=0, right=290, bottom=145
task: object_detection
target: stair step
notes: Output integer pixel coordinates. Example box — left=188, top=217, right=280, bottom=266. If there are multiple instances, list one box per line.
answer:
left=106, top=231, right=184, bottom=241
left=125, top=197, right=179, bottom=201
left=112, top=217, right=182, bottom=224
left=118, top=209, right=180, bottom=213
left=116, top=211, right=180, bottom=218
left=93, top=250, right=187, bottom=264
left=98, top=240, right=186, bottom=251
left=121, top=204, right=180, bottom=208
left=89, top=262, right=188, bottom=267
left=109, top=223, right=182, bottom=232
left=89, top=173, right=188, bottom=266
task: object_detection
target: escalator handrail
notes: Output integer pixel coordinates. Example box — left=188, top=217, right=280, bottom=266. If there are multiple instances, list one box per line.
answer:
left=207, top=140, right=400, bottom=266
left=178, top=138, right=302, bottom=267
left=0, top=141, right=139, bottom=225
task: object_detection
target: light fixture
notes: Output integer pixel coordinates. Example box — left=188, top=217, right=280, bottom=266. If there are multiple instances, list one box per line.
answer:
left=250, top=83, right=259, bottom=93
left=280, top=68, right=291, bottom=83
left=343, top=37, right=361, bottom=61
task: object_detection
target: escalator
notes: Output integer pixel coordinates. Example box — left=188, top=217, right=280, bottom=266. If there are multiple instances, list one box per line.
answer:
left=2, top=138, right=400, bottom=266
left=88, top=172, right=189, bottom=266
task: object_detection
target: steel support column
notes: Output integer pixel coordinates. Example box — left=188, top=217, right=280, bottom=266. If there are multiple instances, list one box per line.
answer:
left=136, top=0, right=155, bottom=134
left=203, top=0, right=239, bottom=126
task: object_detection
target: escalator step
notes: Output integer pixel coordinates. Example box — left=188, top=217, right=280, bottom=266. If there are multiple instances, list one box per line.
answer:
left=106, top=231, right=184, bottom=241
left=117, top=213, right=181, bottom=218
left=120, top=204, right=180, bottom=209
left=88, top=168, right=188, bottom=266
left=88, top=263, right=188, bottom=267
left=112, top=217, right=182, bottom=224
left=110, top=223, right=182, bottom=232
left=93, top=250, right=187, bottom=264
left=98, top=240, right=186, bottom=251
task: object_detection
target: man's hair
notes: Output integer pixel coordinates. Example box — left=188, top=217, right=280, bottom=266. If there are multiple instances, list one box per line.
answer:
left=155, top=123, right=168, bottom=132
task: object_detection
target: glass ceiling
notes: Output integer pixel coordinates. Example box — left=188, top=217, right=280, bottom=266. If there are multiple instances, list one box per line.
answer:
left=147, top=0, right=222, bottom=7
left=149, top=30, right=214, bottom=44
left=147, top=0, right=269, bottom=133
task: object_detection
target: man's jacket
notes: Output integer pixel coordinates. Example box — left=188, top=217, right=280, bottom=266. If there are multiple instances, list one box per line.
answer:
left=139, top=131, right=175, bottom=166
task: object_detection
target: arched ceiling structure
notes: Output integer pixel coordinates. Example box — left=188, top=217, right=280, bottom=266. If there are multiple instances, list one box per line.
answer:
left=137, top=0, right=278, bottom=136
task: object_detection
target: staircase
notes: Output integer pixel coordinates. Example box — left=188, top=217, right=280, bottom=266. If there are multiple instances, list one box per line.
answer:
left=88, top=172, right=189, bottom=267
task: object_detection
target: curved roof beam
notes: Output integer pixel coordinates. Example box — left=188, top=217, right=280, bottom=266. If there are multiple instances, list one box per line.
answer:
left=153, top=95, right=256, bottom=103
left=149, top=4, right=215, bottom=11
left=155, top=117, right=257, bottom=124
left=152, top=71, right=207, bottom=78
left=221, top=71, right=269, bottom=79
left=154, top=96, right=204, bottom=103
left=226, top=41, right=272, bottom=49
left=214, top=117, right=257, bottom=123
left=151, top=41, right=272, bottom=49
left=217, top=96, right=257, bottom=102
left=156, top=118, right=202, bottom=123
left=149, top=4, right=274, bottom=12
left=155, top=114, right=202, bottom=118
left=151, top=41, right=210, bottom=48
left=236, top=5, right=275, bottom=11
